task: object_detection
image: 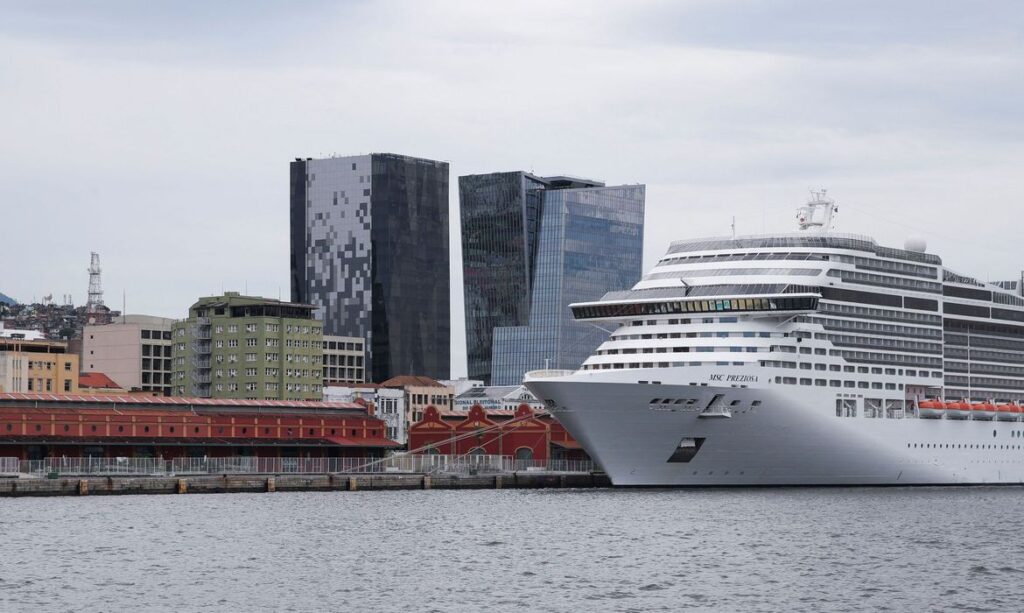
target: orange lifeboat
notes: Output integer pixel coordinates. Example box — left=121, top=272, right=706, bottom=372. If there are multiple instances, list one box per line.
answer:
left=918, top=400, right=945, bottom=419
left=997, top=403, right=1021, bottom=422
left=972, top=402, right=997, bottom=421
left=946, top=401, right=972, bottom=420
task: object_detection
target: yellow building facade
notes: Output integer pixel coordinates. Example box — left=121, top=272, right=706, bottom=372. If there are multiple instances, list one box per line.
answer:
left=0, top=338, right=79, bottom=394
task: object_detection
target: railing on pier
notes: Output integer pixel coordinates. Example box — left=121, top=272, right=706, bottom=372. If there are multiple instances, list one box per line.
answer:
left=508, top=459, right=596, bottom=473
left=21, top=457, right=167, bottom=476
left=0, top=457, right=20, bottom=474
left=170, top=454, right=515, bottom=475
left=11, top=455, right=597, bottom=477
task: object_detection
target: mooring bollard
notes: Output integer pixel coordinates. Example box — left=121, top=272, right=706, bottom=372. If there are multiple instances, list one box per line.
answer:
left=177, top=478, right=188, bottom=494
left=78, top=479, right=89, bottom=496
left=266, top=477, right=276, bottom=492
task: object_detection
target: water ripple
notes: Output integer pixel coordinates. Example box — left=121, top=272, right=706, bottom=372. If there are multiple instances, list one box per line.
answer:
left=1, top=487, right=1023, bottom=611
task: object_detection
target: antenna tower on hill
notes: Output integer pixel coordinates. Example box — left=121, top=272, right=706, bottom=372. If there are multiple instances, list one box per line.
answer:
left=87, top=252, right=104, bottom=313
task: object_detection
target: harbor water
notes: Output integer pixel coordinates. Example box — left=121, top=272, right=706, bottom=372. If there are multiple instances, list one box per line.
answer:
left=2, top=487, right=1023, bottom=612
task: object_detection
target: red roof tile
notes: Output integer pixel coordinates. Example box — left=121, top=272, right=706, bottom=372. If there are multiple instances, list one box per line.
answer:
left=78, top=372, right=122, bottom=389
left=379, top=375, right=444, bottom=388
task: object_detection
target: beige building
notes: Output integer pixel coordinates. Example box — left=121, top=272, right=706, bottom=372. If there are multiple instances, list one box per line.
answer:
left=0, top=338, right=79, bottom=394
left=380, top=375, right=455, bottom=426
left=322, top=335, right=365, bottom=384
left=82, top=315, right=175, bottom=396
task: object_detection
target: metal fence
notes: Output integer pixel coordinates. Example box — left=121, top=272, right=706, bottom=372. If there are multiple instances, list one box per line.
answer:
left=509, top=459, right=595, bottom=473
left=11, top=455, right=597, bottom=477
left=20, top=457, right=167, bottom=476
left=0, top=457, right=19, bottom=474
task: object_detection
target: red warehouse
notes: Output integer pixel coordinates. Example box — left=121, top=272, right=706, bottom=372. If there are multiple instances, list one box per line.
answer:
left=0, top=392, right=399, bottom=460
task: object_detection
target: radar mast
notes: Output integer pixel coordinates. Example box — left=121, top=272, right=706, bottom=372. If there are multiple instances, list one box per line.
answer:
left=796, top=189, right=837, bottom=233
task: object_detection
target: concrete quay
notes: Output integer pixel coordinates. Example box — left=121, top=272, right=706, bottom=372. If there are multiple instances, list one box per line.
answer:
left=0, top=471, right=611, bottom=497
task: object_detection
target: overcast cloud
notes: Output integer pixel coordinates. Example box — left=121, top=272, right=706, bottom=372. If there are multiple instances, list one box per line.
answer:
left=1, top=0, right=1022, bottom=376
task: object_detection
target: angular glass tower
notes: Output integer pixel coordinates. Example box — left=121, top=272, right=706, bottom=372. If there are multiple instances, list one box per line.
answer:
left=291, top=153, right=450, bottom=383
left=460, top=173, right=645, bottom=385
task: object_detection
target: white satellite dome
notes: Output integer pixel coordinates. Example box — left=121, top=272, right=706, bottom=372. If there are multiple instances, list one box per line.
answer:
left=904, top=236, right=927, bottom=253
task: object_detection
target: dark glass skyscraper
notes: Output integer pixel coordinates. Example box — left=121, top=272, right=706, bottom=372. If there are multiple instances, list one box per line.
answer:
left=461, top=172, right=645, bottom=385
left=291, top=153, right=450, bottom=382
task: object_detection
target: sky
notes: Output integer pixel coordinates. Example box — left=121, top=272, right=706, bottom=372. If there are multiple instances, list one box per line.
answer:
left=1, top=0, right=1023, bottom=377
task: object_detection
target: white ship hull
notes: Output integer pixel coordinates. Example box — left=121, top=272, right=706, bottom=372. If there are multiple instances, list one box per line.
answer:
left=527, top=370, right=1024, bottom=486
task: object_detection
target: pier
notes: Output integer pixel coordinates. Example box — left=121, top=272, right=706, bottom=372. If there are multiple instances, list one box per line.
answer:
left=0, top=454, right=610, bottom=497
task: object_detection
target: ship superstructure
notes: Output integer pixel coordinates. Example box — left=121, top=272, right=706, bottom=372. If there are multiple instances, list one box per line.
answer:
left=526, top=192, right=1024, bottom=485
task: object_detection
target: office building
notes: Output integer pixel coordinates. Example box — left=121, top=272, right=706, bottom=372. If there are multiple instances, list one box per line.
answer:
left=460, top=172, right=645, bottom=384
left=290, top=153, right=450, bottom=382
left=322, top=334, right=365, bottom=384
left=0, top=338, right=79, bottom=394
left=171, top=292, right=323, bottom=401
left=82, top=315, right=175, bottom=396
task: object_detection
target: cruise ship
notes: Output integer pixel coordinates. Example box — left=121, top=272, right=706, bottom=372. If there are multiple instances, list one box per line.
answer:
left=525, top=192, right=1024, bottom=486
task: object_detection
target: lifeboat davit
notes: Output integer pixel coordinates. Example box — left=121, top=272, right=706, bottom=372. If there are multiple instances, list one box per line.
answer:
left=997, top=404, right=1021, bottom=422
left=946, top=401, right=972, bottom=420
left=918, top=400, right=946, bottom=419
left=971, top=402, right=997, bottom=421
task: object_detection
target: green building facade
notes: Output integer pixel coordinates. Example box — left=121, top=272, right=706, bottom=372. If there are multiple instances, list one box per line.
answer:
left=172, top=293, right=323, bottom=400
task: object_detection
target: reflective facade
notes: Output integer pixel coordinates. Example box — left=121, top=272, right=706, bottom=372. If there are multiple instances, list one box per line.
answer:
left=461, top=172, right=644, bottom=385
left=291, top=154, right=450, bottom=383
